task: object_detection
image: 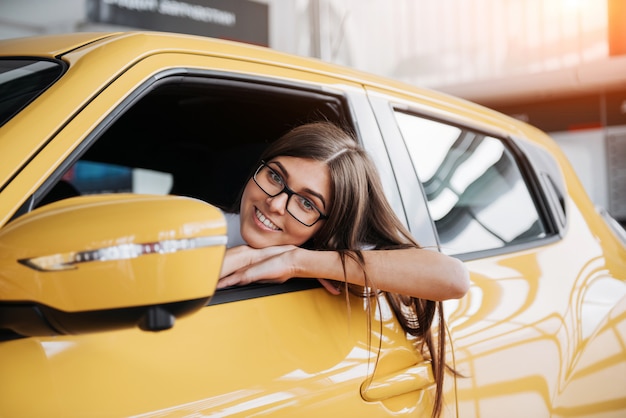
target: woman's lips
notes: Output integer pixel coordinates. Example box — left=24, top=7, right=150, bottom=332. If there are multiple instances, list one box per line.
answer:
left=255, top=207, right=281, bottom=231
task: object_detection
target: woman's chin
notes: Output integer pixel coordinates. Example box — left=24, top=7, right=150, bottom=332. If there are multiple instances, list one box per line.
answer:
left=241, top=228, right=273, bottom=248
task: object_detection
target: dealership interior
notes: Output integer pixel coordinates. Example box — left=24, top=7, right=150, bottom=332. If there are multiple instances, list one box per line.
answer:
left=1, top=0, right=625, bottom=226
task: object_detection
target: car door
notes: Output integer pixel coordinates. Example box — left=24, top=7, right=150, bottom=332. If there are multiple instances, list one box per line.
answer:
left=367, top=86, right=626, bottom=417
left=0, top=45, right=438, bottom=417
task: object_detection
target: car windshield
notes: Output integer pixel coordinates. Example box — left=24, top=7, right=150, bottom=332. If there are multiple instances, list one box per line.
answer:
left=0, top=59, right=64, bottom=127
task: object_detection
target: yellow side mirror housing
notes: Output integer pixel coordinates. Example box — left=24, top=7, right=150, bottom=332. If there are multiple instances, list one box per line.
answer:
left=0, top=194, right=227, bottom=336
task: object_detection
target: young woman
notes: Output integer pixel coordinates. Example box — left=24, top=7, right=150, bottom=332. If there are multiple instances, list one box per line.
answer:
left=218, top=121, right=469, bottom=417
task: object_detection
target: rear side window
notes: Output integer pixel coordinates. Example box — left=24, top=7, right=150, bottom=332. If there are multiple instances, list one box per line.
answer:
left=394, top=111, right=547, bottom=256
left=0, top=59, right=65, bottom=127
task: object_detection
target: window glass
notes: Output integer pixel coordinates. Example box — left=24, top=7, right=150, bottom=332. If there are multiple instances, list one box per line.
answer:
left=0, top=59, right=64, bottom=127
left=35, top=76, right=351, bottom=214
left=394, top=111, right=547, bottom=255
left=63, top=161, right=173, bottom=196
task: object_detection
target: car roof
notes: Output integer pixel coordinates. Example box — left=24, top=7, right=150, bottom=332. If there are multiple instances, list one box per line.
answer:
left=0, top=32, right=119, bottom=57
left=0, top=31, right=477, bottom=110
left=0, top=31, right=558, bottom=152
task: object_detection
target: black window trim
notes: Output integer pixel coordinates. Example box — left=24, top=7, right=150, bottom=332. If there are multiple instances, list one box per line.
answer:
left=510, top=134, right=568, bottom=233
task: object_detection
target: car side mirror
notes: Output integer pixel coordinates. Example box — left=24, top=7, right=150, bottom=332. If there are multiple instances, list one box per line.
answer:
left=0, top=194, right=226, bottom=337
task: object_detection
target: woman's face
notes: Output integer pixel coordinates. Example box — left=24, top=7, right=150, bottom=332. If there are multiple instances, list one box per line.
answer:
left=239, top=156, right=331, bottom=248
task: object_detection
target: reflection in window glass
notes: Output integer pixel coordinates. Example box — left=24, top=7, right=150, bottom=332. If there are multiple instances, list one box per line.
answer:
left=64, top=161, right=173, bottom=195
left=395, top=111, right=546, bottom=255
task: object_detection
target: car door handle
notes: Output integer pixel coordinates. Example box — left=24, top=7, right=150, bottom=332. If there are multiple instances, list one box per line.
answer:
left=361, top=362, right=434, bottom=402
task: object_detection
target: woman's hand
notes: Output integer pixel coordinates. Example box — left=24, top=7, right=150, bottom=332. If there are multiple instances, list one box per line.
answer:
left=218, top=245, right=298, bottom=288
left=218, top=245, right=343, bottom=295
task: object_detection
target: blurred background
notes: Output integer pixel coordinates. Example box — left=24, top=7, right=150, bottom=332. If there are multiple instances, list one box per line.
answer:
left=1, top=0, right=624, bottom=226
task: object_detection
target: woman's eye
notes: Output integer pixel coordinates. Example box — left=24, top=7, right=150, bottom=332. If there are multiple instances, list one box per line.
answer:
left=296, top=196, right=316, bottom=212
left=268, top=170, right=284, bottom=186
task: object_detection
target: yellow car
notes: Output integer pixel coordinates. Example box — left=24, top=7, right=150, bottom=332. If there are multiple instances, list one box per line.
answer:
left=1, top=32, right=625, bottom=417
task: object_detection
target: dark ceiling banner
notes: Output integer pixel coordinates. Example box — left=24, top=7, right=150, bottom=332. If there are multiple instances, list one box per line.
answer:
left=87, top=0, right=269, bottom=46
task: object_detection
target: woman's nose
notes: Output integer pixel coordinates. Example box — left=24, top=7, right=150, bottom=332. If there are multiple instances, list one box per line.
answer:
left=267, top=192, right=288, bottom=214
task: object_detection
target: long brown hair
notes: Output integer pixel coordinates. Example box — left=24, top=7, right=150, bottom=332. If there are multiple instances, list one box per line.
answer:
left=255, top=121, right=448, bottom=417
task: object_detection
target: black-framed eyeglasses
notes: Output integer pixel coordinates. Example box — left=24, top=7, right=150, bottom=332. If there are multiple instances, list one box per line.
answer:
left=253, top=161, right=328, bottom=227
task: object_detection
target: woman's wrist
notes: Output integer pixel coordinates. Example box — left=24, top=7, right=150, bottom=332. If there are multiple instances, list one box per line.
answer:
left=291, top=247, right=311, bottom=279
left=292, top=247, right=340, bottom=281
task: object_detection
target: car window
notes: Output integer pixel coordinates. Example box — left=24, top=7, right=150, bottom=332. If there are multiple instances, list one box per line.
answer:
left=34, top=75, right=353, bottom=212
left=0, top=59, right=65, bottom=127
left=28, top=73, right=354, bottom=302
left=394, top=111, right=548, bottom=256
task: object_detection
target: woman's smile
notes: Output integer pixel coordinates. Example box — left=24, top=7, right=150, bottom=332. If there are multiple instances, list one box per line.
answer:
left=254, top=207, right=281, bottom=231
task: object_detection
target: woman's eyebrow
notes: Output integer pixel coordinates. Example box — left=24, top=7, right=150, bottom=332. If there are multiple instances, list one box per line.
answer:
left=271, top=161, right=289, bottom=179
left=270, top=161, right=327, bottom=209
left=303, top=187, right=327, bottom=210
